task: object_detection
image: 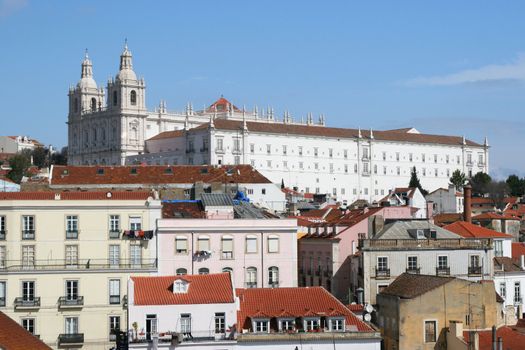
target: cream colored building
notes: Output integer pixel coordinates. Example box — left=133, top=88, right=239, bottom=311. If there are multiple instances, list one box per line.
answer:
left=0, top=191, right=161, bottom=349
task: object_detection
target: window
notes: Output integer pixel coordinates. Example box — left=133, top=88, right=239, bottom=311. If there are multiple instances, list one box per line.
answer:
left=0, top=246, right=5, bottom=269
left=314, top=147, right=318, bottom=157
left=266, top=160, right=272, bottom=168
left=329, top=148, right=333, bottom=157
left=329, top=163, right=334, bottom=173
left=515, top=282, right=521, bottom=304
left=65, top=317, right=79, bottom=335
left=176, top=268, right=187, bottom=275
left=396, top=152, right=400, bottom=161
left=438, top=256, right=448, bottom=269
left=314, top=162, right=318, bottom=170
left=254, top=320, right=269, bottom=333
left=494, top=240, right=503, bottom=257
left=446, top=155, right=450, bottom=164
left=282, top=145, right=287, bottom=155
left=470, top=255, right=480, bottom=267
left=267, top=236, right=279, bottom=253
left=222, top=267, right=233, bottom=274
left=22, top=215, right=35, bottom=239
left=246, top=267, right=257, bottom=288
left=246, top=236, right=257, bottom=253
left=383, top=166, right=387, bottom=175
left=65, top=280, right=79, bottom=301
left=374, top=164, right=378, bottom=174
left=250, top=144, right=254, bottom=154
left=130, top=244, right=141, bottom=267
left=299, top=162, right=304, bottom=169
left=130, top=90, right=137, bottom=105
left=434, top=168, right=438, bottom=177
left=377, top=257, right=388, bottom=271
left=109, top=215, right=120, bottom=236
left=500, top=282, right=506, bottom=299
left=424, top=320, right=437, bottom=343
left=407, top=256, right=418, bottom=271
left=305, top=318, right=320, bottom=331
left=281, top=319, right=295, bottom=331
left=0, top=216, right=5, bottom=235
left=396, top=167, right=400, bottom=175
left=22, top=281, right=35, bottom=301
left=298, top=146, right=303, bottom=156
left=180, top=314, right=192, bottom=334
left=22, top=245, right=35, bottom=269
left=331, top=318, right=344, bottom=331
left=266, top=144, right=271, bottom=154
left=422, top=168, right=426, bottom=176
left=409, top=153, right=413, bottom=162
left=109, top=316, right=120, bottom=340
left=129, top=216, right=142, bottom=230
left=221, top=236, right=233, bottom=259
left=333, top=188, right=337, bottom=195
left=341, top=188, right=346, bottom=195
left=268, top=266, right=279, bottom=287
left=22, top=318, right=35, bottom=335
left=109, top=279, right=120, bottom=304
left=109, top=245, right=120, bottom=267
left=233, top=138, right=241, bottom=152
left=344, top=164, right=348, bottom=173
left=113, top=91, right=118, bottom=106
left=262, top=188, right=266, bottom=195
left=195, top=237, right=210, bottom=252
left=382, top=152, right=386, bottom=161
left=283, top=161, right=288, bottom=168
left=215, top=313, right=226, bottom=333
left=457, top=155, right=461, bottom=164
left=66, top=215, right=78, bottom=239
left=175, top=237, right=188, bottom=254
left=0, top=281, right=4, bottom=306
left=216, top=138, right=224, bottom=151
left=198, top=268, right=209, bottom=275
left=344, top=149, right=348, bottom=159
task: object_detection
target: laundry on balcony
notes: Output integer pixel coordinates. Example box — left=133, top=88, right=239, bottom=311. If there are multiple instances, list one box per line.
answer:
left=122, top=230, right=154, bottom=240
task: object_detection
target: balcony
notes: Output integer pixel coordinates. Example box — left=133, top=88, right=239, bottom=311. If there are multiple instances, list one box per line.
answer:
left=375, top=268, right=390, bottom=279
left=109, top=230, right=121, bottom=239
left=436, top=267, right=450, bottom=276
left=14, top=297, right=40, bottom=310
left=269, top=282, right=279, bottom=288
left=0, top=230, right=5, bottom=240
left=109, top=295, right=121, bottom=305
left=232, top=149, right=242, bottom=155
left=359, top=238, right=493, bottom=251
left=58, top=296, right=84, bottom=309
left=466, top=160, right=473, bottom=167
left=406, top=267, right=420, bottom=274
left=215, top=148, right=225, bottom=154
left=58, top=333, right=84, bottom=346
left=221, top=251, right=234, bottom=260
left=361, top=155, right=370, bottom=161
left=66, top=230, right=78, bottom=239
left=468, top=266, right=482, bottom=276
left=0, top=258, right=157, bottom=272
left=22, top=230, right=35, bottom=240
left=514, top=296, right=522, bottom=305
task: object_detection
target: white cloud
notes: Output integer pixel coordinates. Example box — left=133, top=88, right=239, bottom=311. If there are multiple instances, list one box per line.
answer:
left=405, top=54, right=525, bottom=86
left=0, top=0, right=27, bottom=18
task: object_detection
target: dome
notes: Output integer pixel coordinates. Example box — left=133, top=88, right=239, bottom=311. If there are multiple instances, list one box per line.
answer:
left=77, top=76, right=97, bottom=89
left=116, top=68, right=137, bottom=81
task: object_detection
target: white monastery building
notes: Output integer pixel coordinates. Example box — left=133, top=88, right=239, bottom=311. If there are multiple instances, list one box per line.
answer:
left=67, top=44, right=489, bottom=203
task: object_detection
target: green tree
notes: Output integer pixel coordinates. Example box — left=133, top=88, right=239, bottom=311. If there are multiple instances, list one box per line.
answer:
left=50, top=147, right=68, bottom=165
left=409, top=166, right=428, bottom=196
left=6, top=151, right=32, bottom=184
left=487, top=181, right=509, bottom=210
left=470, top=172, right=492, bottom=196
left=449, top=170, right=467, bottom=191
left=506, top=175, right=525, bottom=196
left=31, top=147, right=48, bottom=168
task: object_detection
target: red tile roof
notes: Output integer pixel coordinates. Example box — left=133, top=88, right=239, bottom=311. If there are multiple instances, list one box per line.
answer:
left=51, top=165, right=272, bottom=186
left=0, top=191, right=154, bottom=201
left=433, top=213, right=463, bottom=226
left=473, top=212, right=520, bottom=221
left=132, top=273, right=234, bottom=305
left=346, top=304, right=364, bottom=313
left=192, top=119, right=483, bottom=146
left=236, top=287, right=373, bottom=332
left=162, top=202, right=206, bottom=218
left=464, top=326, right=525, bottom=350
left=206, top=97, right=241, bottom=113
left=512, top=243, right=525, bottom=261
left=444, top=221, right=512, bottom=239
left=0, top=311, right=52, bottom=349
left=147, top=129, right=185, bottom=141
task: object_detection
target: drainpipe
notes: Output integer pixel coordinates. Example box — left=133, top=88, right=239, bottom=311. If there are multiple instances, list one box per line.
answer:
left=191, top=231, right=194, bottom=275
left=261, top=232, right=264, bottom=287
left=492, top=325, right=497, bottom=350
left=497, top=337, right=503, bottom=350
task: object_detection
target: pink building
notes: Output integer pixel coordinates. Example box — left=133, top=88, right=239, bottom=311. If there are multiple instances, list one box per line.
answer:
left=298, top=205, right=414, bottom=301
left=157, top=194, right=298, bottom=288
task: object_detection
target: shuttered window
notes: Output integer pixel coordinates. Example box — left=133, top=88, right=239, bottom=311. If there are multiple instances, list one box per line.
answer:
left=267, top=236, right=279, bottom=253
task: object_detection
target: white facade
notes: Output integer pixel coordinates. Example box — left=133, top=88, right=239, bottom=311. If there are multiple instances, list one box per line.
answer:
left=427, top=185, right=464, bottom=214
left=0, top=135, right=41, bottom=154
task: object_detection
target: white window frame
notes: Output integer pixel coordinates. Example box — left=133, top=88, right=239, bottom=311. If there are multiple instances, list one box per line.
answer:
left=253, top=319, right=269, bottom=333
left=423, top=319, right=437, bottom=343
left=175, top=236, right=188, bottom=254
left=267, top=235, right=279, bottom=253
left=246, top=235, right=257, bottom=254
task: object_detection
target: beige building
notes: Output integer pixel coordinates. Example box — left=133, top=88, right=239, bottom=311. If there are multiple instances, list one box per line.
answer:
left=376, top=273, right=503, bottom=350
left=0, top=191, right=161, bottom=349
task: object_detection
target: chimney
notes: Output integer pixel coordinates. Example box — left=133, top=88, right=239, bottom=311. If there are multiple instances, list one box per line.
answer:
left=464, top=184, right=472, bottom=223
left=492, top=325, right=497, bottom=350
left=521, top=255, right=525, bottom=270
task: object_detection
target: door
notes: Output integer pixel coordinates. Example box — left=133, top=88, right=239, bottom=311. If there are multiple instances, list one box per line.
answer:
left=145, top=314, right=157, bottom=341
left=109, top=245, right=120, bottom=268
left=65, top=317, right=78, bottom=334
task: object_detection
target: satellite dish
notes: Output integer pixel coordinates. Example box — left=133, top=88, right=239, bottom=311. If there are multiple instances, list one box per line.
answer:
left=365, top=304, right=374, bottom=313
left=364, top=313, right=372, bottom=322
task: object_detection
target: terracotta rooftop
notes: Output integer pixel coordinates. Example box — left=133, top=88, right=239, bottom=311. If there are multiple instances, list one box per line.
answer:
left=236, top=287, right=373, bottom=332
left=433, top=213, right=463, bottom=226
left=147, top=129, right=184, bottom=141
left=472, top=212, right=520, bottom=221
left=206, top=97, right=241, bottom=113
left=444, top=221, right=512, bottom=239
left=50, top=165, right=272, bottom=186
left=0, top=191, right=154, bottom=201
left=162, top=202, right=206, bottom=218
left=494, top=257, right=524, bottom=273
left=0, top=311, right=52, bottom=349
left=379, top=273, right=454, bottom=299
left=132, top=273, right=234, bottom=305
left=512, top=243, right=525, bottom=261
left=189, top=119, right=483, bottom=146
left=463, top=326, right=525, bottom=350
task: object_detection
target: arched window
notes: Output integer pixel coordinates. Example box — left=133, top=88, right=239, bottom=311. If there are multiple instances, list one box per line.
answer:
left=176, top=268, right=187, bottom=275
left=222, top=267, right=233, bottom=274
left=130, top=90, right=137, bottom=105
left=268, top=266, right=279, bottom=287
left=198, top=268, right=209, bottom=275
left=113, top=91, right=118, bottom=106
left=246, top=267, right=257, bottom=288
left=74, top=98, right=79, bottom=113
left=91, top=98, right=97, bottom=112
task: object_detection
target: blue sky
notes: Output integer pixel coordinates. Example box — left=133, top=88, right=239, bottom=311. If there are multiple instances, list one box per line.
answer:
left=1, top=0, right=524, bottom=178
